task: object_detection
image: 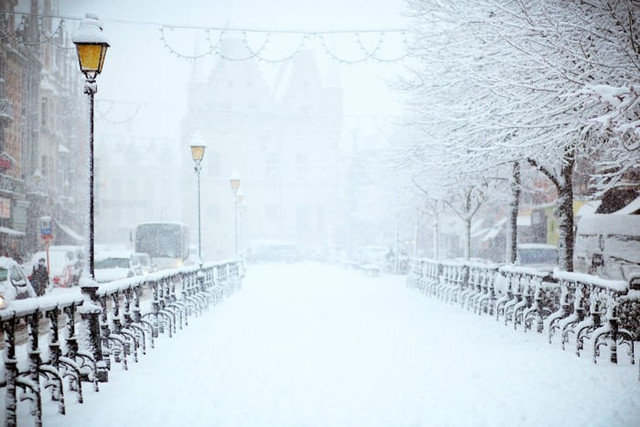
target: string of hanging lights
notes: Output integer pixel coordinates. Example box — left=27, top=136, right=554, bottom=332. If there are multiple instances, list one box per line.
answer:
left=0, top=14, right=73, bottom=49
left=95, top=99, right=141, bottom=125
left=1, top=9, right=411, bottom=64
left=160, top=25, right=410, bottom=64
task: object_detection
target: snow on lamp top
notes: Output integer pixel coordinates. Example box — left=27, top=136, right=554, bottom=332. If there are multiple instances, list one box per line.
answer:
left=72, top=13, right=110, bottom=79
left=190, top=132, right=207, bottom=163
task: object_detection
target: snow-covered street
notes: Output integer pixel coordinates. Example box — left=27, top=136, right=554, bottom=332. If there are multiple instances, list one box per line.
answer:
left=45, top=263, right=640, bottom=426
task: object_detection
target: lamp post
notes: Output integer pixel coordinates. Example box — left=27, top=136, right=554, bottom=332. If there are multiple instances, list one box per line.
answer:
left=190, top=141, right=206, bottom=262
left=229, top=172, right=241, bottom=256
left=72, top=13, right=109, bottom=281
left=72, top=13, right=109, bottom=383
left=236, top=189, right=244, bottom=255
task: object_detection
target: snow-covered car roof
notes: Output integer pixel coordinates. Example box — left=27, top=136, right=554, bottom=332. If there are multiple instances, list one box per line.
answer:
left=95, top=251, right=133, bottom=260
left=0, top=256, right=36, bottom=307
left=517, top=243, right=558, bottom=250
left=0, top=256, right=17, bottom=269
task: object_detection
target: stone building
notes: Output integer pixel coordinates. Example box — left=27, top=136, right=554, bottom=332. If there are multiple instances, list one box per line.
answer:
left=0, top=0, right=87, bottom=260
left=181, top=39, right=343, bottom=260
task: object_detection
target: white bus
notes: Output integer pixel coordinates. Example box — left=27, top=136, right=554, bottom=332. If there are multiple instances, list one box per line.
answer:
left=132, top=222, right=190, bottom=270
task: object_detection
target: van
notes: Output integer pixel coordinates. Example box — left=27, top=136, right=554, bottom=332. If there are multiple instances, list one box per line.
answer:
left=516, top=243, right=559, bottom=272
left=574, top=195, right=640, bottom=281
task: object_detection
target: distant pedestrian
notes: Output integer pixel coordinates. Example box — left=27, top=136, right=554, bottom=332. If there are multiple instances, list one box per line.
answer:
left=31, top=258, right=49, bottom=296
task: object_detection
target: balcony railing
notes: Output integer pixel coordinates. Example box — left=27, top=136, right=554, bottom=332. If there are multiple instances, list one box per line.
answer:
left=0, top=173, right=23, bottom=194
left=0, top=99, right=13, bottom=122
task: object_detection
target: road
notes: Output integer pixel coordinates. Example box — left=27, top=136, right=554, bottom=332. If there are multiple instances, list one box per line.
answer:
left=40, top=262, right=640, bottom=426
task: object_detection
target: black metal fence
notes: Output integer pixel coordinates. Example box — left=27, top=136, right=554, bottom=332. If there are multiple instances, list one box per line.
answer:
left=0, top=259, right=243, bottom=426
left=406, top=259, right=640, bottom=377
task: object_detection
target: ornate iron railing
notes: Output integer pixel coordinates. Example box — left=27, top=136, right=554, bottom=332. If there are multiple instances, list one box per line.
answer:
left=0, top=259, right=243, bottom=426
left=407, top=258, right=639, bottom=376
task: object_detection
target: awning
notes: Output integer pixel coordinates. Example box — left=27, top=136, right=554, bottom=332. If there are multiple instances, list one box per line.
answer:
left=481, top=218, right=507, bottom=242
left=54, top=221, right=84, bottom=244
left=470, top=218, right=486, bottom=238
left=614, top=196, right=640, bottom=215
left=576, top=201, right=601, bottom=217
left=0, top=226, right=25, bottom=237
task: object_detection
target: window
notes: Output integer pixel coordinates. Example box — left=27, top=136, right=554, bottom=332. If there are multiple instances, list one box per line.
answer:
left=296, top=153, right=308, bottom=180
left=297, top=205, right=310, bottom=233
left=10, top=265, right=24, bottom=283
left=316, top=206, right=324, bottom=232
left=41, top=98, right=48, bottom=127
left=41, top=155, right=48, bottom=176
left=265, top=153, right=278, bottom=180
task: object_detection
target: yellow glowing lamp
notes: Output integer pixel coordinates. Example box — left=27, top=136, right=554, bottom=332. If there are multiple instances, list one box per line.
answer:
left=72, top=13, right=110, bottom=80
left=230, top=172, right=240, bottom=193
left=190, top=145, right=206, bottom=163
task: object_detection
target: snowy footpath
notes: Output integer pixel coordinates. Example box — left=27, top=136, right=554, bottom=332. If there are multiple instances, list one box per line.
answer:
left=44, top=263, right=640, bottom=426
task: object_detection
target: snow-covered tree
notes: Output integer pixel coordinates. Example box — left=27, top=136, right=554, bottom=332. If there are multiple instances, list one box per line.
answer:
left=400, top=0, right=640, bottom=270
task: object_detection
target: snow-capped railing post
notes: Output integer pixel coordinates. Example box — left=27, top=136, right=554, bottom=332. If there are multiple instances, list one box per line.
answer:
left=560, top=282, right=586, bottom=350
left=3, top=316, right=19, bottom=427
left=609, top=315, right=620, bottom=364
left=26, top=311, right=43, bottom=422
left=546, top=279, right=573, bottom=344
left=197, top=267, right=205, bottom=292
left=79, top=285, right=109, bottom=383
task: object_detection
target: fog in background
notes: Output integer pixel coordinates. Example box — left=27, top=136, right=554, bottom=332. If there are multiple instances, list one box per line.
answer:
left=51, top=0, right=412, bottom=260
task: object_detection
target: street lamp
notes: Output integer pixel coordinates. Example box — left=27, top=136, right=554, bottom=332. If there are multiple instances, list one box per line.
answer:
left=190, top=140, right=206, bottom=262
left=236, top=189, right=245, bottom=255
left=229, top=172, right=240, bottom=256
left=72, top=13, right=109, bottom=281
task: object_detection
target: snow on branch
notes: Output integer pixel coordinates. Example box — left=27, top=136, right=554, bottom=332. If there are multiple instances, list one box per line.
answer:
left=583, top=84, right=640, bottom=151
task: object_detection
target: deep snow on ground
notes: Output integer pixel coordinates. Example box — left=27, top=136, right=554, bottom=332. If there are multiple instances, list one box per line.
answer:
left=36, top=263, right=640, bottom=426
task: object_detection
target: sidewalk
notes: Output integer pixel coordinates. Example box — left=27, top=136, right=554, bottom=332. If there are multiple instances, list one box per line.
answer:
left=46, top=263, right=640, bottom=426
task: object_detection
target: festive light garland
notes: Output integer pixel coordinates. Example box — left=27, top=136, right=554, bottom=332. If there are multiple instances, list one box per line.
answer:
left=0, top=14, right=74, bottom=49
left=1, top=9, right=410, bottom=63
left=159, top=25, right=409, bottom=63
left=95, top=99, right=141, bottom=126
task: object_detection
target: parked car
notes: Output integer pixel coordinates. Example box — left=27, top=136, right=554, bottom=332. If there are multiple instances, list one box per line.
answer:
left=27, top=245, right=84, bottom=287
left=0, top=256, right=36, bottom=309
left=134, top=252, right=156, bottom=276
left=516, top=243, right=559, bottom=272
left=356, top=245, right=391, bottom=268
left=248, top=241, right=302, bottom=263
left=574, top=210, right=640, bottom=281
left=94, top=252, right=142, bottom=283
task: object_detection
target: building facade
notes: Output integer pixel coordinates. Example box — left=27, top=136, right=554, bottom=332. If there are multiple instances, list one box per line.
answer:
left=0, top=0, right=87, bottom=260
left=181, top=40, right=344, bottom=261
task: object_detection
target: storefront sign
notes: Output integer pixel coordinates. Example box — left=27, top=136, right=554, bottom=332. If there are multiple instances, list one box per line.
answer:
left=0, top=197, right=10, bottom=219
left=0, top=152, right=15, bottom=172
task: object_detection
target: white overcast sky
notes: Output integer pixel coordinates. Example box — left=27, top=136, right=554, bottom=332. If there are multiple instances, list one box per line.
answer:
left=56, top=0, right=410, bottom=139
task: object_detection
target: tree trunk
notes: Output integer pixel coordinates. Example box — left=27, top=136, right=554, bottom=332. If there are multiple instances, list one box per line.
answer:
left=414, top=212, right=419, bottom=257
left=464, top=217, right=471, bottom=260
left=508, top=162, right=520, bottom=263
left=433, top=205, right=439, bottom=260
left=557, top=148, right=575, bottom=271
